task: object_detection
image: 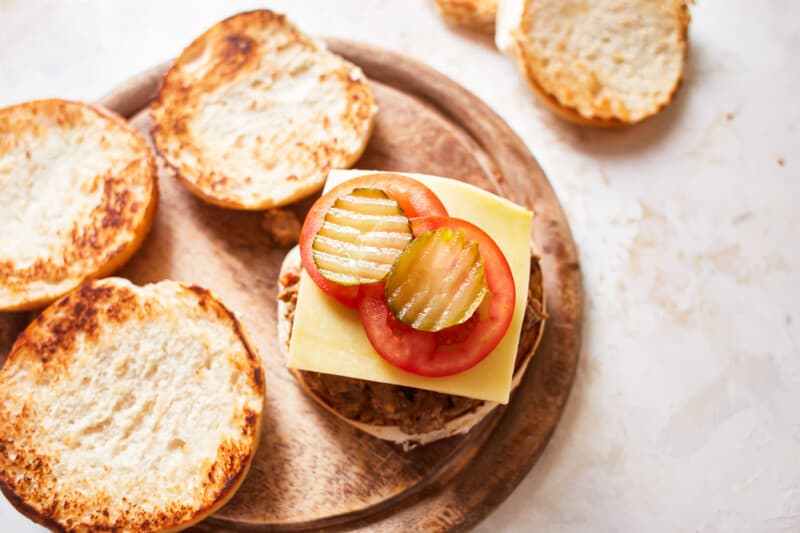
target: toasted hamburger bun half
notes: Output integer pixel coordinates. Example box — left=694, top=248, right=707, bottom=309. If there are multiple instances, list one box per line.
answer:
left=0, top=278, right=264, bottom=532
left=277, top=245, right=545, bottom=449
left=151, top=9, right=377, bottom=210
left=0, top=99, right=157, bottom=312
left=435, top=0, right=498, bottom=34
left=497, top=0, right=690, bottom=126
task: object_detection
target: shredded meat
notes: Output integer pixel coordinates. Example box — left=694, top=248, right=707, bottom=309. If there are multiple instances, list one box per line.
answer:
left=301, top=371, right=484, bottom=434
left=283, top=254, right=545, bottom=435
left=516, top=256, right=547, bottom=372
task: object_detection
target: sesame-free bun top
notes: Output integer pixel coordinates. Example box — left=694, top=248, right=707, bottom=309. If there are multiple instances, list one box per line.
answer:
left=0, top=278, right=264, bottom=532
left=497, top=0, right=690, bottom=125
left=0, top=99, right=157, bottom=311
left=151, top=9, right=377, bottom=210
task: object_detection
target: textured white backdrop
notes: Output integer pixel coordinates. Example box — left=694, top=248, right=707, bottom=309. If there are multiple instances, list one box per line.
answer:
left=1, top=1, right=799, bottom=531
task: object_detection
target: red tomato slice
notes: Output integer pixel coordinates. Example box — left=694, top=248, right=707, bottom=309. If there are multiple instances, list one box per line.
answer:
left=358, top=216, right=516, bottom=377
left=358, top=282, right=439, bottom=362
left=299, top=174, right=448, bottom=307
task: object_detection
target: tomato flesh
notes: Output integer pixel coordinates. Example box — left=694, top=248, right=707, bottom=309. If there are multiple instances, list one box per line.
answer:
left=358, top=283, right=438, bottom=367
left=358, top=216, right=516, bottom=377
left=299, top=174, right=448, bottom=307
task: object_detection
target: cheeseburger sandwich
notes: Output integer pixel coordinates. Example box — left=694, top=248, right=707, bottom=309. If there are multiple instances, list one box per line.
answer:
left=279, top=170, right=545, bottom=448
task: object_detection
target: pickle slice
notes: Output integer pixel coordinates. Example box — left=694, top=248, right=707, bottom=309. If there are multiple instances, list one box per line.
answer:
left=385, top=227, right=488, bottom=332
left=312, top=188, right=413, bottom=286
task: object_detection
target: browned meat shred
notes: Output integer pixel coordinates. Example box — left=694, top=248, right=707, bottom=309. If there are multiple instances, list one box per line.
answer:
left=300, top=371, right=483, bottom=434
left=283, top=254, right=545, bottom=435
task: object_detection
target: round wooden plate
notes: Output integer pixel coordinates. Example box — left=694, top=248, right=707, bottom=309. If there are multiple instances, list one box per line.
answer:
left=0, top=38, right=582, bottom=531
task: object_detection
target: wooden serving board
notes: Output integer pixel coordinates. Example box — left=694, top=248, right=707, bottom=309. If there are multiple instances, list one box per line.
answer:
left=1, top=39, right=582, bottom=531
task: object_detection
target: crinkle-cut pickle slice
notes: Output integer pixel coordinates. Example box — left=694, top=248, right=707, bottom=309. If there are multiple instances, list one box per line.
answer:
left=385, top=227, right=488, bottom=332
left=312, top=188, right=413, bottom=286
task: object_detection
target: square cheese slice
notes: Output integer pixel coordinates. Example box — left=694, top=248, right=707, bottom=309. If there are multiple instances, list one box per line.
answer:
left=287, top=170, right=533, bottom=403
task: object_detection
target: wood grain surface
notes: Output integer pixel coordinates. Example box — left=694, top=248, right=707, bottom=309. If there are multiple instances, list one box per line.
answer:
left=0, top=38, right=582, bottom=531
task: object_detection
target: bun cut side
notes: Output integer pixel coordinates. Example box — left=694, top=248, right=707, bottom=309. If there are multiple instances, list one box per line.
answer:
left=498, top=0, right=690, bottom=125
left=151, top=9, right=377, bottom=210
left=0, top=99, right=157, bottom=311
left=435, top=0, right=498, bottom=34
left=0, top=278, right=264, bottom=532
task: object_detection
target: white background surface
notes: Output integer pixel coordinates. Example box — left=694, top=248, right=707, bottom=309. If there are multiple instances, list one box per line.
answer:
left=1, top=1, right=798, bottom=531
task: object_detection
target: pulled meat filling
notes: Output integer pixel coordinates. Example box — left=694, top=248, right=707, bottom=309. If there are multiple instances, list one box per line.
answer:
left=280, top=256, right=545, bottom=435
left=301, top=372, right=482, bottom=434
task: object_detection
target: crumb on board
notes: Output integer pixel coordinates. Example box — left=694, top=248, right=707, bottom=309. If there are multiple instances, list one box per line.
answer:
left=262, top=208, right=302, bottom=247
left=725, top=112, right=735, bottom=121
left=777, top=157, right=785, bottom=167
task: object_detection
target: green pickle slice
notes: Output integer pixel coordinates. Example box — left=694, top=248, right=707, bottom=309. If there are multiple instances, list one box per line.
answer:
left=385, top=227, right=488, bottom=332
left=312, top=188, right=413, bottom=285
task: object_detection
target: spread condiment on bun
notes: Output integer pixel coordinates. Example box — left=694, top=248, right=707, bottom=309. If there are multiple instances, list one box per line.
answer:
left=0, top=99, right=157, bottom=311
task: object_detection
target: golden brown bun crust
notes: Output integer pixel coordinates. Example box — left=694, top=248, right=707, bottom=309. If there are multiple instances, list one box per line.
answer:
left=0, top=99, right=158, bottom=311
left=514, top=0, right=690, bottom=126
left=435, top=0, right=498, bottom=34
left=0, top=278, right=264, bottom=532
left=151, top=9, right=376, bottom=210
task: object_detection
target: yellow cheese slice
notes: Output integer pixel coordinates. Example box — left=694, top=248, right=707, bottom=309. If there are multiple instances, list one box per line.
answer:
left=287, top=170, right=533, bottom=403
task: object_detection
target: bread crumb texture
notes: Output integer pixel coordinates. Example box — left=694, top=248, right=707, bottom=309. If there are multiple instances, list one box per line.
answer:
left=261, top=208, right=301, bottom=247
left=0, top=100, right=156, bottom=311
left=517, top=0, right=690, bottom=123
left=151, top=9, right=377, bottom=210
left=435, top=0, right=498, bottom=33
left=0, top=278, right=263, bottom=532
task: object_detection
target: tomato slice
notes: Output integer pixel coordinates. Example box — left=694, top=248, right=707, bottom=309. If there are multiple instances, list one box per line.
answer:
left=299, top=174, right=448, bottom=307
left=358, top=216, right=516, bottom=377
left=358, top=283, right=438, bottom=363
